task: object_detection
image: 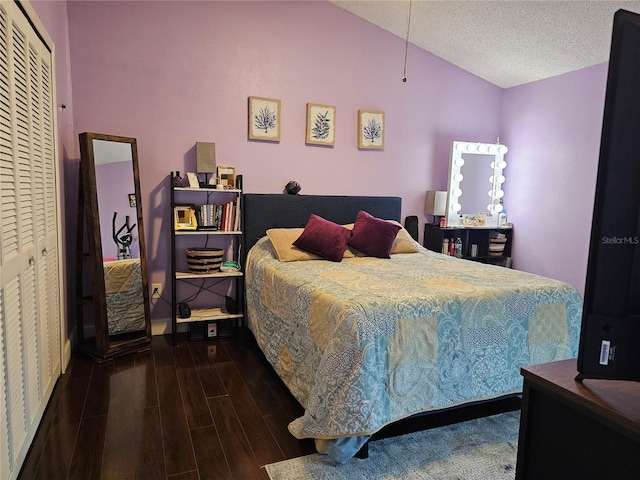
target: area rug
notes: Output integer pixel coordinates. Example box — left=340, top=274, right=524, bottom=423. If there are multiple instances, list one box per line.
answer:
left=264, top=411, right=519, bottom=480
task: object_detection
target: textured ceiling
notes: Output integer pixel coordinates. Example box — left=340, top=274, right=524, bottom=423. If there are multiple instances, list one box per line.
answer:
left=330, top=0, right=640, bottom=88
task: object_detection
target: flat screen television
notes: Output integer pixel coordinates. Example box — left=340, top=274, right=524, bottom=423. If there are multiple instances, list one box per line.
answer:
left=577, top=9, right=640, bottom=381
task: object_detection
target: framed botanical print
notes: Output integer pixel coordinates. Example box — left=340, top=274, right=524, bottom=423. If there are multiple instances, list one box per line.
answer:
left=306, top=103, right=336, bottom=146
left=248, top=96, right=281, bottom=142
left=357, top=110, right=385, bottom=149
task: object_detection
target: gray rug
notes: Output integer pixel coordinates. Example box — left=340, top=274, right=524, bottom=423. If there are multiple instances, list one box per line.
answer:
left=264, top=411, right=519, bottom=480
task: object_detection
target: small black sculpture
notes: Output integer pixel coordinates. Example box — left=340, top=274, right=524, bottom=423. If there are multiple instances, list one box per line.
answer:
left=112, top=212, right=137, bottom=259
left=285, top=180, right=301, bottom=195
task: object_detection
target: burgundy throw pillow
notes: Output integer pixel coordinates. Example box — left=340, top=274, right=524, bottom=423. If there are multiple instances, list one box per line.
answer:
left=348, top=210, right=401, bottom=258
left=293, top=214, right=351, bottom=262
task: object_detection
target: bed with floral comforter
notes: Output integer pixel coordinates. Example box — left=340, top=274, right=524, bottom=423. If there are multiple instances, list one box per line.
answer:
left=245, top=235, right=582, bottom=461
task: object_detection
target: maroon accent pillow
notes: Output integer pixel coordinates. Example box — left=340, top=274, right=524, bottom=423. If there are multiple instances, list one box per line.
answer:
left=293, top=214, right=351, bottom=262
left=348, top=210, right=401, bottom=258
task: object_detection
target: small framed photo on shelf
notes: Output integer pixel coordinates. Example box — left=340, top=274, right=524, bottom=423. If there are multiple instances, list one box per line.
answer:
left=186, top=172, right=200, bottom=188
left=248, top=96, right=281, bottom=142
left=306, top=103, right=336, bottom=146
left=128, top=193, right=136, bottom=208
left=174, top=204, right=198, bottom=230
left=357, top=110, right=385, bottom=149
left=216, top=165, right=236, bottom=188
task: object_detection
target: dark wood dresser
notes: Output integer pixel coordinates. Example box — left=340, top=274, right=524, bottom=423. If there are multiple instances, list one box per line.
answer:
left=516, top=359, right=640, bottom=479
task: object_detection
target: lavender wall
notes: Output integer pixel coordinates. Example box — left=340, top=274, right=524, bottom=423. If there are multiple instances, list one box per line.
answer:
left=30, top=0, right=610, bottom=338
left=501, top=64, right=608, bottom=295
left=65, top=0, right=502, bottom=330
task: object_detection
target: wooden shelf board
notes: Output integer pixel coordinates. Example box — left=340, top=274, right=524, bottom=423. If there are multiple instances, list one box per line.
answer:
left=175, top=271, right=242, bottom=279
left=175, top=230, right=242, bottom=235
left=174, top=187, right=241, bottom=193
left=176, top=307, right=243, bottom=324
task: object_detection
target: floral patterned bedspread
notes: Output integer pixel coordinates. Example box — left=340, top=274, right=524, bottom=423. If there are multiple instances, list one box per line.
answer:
left=104, top=258, right=145, bottom=334
left=246, top=236, right=582, bottom=440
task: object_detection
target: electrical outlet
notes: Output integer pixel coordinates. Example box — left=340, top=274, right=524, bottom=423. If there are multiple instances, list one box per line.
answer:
left=207, top=322, right=218, bottom=338
left=151, top=283, right=162, bottom=298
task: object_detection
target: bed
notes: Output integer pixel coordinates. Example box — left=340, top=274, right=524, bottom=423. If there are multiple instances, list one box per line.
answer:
left=103, top=258, right=146, bottom=334
left=242, top=194, right=582, bottom=463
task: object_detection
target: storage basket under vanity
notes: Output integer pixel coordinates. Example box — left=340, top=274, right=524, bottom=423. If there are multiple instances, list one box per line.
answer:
left=488, top=233, right=507, bottom=257
left=185, top=248, right=224, bottom=273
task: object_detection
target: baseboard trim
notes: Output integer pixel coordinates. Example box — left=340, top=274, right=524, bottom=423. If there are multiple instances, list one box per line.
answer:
left=76, top=318, right=188, bottom=340
left=62, top=337, right=72, bottom=373
left=151, top=317, right=188, bottom=335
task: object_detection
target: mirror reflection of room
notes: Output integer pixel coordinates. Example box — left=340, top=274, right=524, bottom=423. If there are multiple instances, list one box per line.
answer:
left=93, top=139, right=139, bottom=260
left=458, top=154, right=495, bottom=214
left=92, top=138, right=145, bottom=335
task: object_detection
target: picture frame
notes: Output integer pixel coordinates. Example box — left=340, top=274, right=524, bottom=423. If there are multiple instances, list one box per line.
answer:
left=305, top=103, right=336, bottom=146
left=216, top=165, right=236, bottom=187
left=128, top=193, right=136, bottom=208
left=186, top=172, right=200, bottom=188
left=174, top=204, right=198, bottom=230
left=248, top=96, right=281, bottom=142
left=357, top=110, right=385, bottom=149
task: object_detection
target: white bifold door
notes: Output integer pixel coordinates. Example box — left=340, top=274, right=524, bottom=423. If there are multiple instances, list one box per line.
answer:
left=0, top=1, right=63, bottom=479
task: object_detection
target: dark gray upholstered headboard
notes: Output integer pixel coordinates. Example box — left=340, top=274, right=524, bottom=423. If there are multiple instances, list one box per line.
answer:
left=242, top=194, right=402, bottom=264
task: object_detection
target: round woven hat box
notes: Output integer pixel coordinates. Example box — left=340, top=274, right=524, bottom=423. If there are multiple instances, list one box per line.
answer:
left=186, top=248, right=224, bottom=273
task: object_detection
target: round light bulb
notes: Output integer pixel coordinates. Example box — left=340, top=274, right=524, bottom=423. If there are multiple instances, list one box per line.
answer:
left=496, top=174, right=506, bottom=184
left=453, top=188, right=462, bottom=197
left=454, top=173, right=463, bottom=182
left=453, top=203, right=461, bottom=212
left=488, top=190, right=494, bottom=197
left=489, top=175, right=494, bottom=184
left=455, top=143, right=465, bottom=152
left=478, top=144, right=488, bottom=153
left=498, top=145, right=508, bottom=154
left=488, top=145, right=498, bottom=154
left=487, top=204, right=493, bottom=212
left=455, top=157, right=465, bottom=167
left=498, top=160, right=507, bottom=169
left=490, top=161, right=495, bottom=169
left=496, top=189, right=504, bottom=198
left=466, top=143, right=477, bottom=153
left=494, top=204, right=504, bottom=212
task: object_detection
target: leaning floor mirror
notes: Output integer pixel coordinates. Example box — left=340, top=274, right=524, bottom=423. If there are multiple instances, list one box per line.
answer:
left=76, top=132, right=151, bottom=362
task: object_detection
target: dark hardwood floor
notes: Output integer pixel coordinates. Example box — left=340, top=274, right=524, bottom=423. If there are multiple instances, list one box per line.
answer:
left=18, top=333, right=315, bottom=480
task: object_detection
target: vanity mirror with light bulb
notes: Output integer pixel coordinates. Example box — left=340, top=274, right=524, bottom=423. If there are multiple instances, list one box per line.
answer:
left=445, top=140, right=509, bottom=226
left=423, top=140, right=513, bottom=266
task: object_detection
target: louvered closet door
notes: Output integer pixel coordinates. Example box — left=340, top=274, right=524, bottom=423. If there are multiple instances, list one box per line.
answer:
left=0, top=2, right=61, bottom=479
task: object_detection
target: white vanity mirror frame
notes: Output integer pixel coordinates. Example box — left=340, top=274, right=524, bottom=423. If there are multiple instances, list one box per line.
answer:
left=445, top=140, right=508, bottom=227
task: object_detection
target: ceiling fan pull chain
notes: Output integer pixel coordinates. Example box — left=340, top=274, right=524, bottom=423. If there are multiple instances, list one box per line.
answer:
left=403, top=0, right=412, bottom=83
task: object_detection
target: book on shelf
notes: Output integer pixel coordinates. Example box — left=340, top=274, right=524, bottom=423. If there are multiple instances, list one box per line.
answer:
left=225, top=201, right=234, bottom=231
left=220, top=203, right=227, bottom=231
left=195, top=204, right=219, bottom=229
left=194, top=198, right=240, bottom=231
left=234, top=195, right=241, bottom=231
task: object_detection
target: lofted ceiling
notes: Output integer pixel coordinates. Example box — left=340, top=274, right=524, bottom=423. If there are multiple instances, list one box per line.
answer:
left=330, top=0, right=640, bottom=88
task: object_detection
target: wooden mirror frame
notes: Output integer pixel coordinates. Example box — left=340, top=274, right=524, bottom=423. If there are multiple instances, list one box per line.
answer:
left=76, top=132, right=151, bottom=362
